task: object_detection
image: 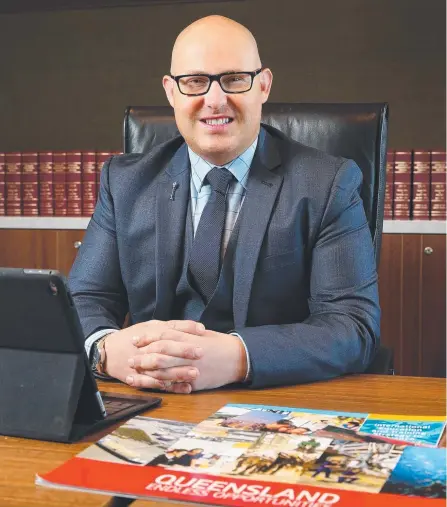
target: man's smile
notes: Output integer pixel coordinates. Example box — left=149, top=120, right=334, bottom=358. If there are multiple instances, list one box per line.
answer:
left=199, top=116, right=234, bottom=131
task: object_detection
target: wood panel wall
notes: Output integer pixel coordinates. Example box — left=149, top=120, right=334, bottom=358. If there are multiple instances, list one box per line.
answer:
left=0, top=229, right=82, bottom=274
left=379, top=234, right=446, bottom=378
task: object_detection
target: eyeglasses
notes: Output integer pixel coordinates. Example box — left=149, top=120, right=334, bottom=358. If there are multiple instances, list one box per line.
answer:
left=170, top=68, right=263, bottom=96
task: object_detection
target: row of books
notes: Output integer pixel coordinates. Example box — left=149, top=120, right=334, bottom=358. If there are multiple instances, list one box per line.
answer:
left=385, top=151, right=446, bottom=220
left=0, top=150, right=445, bottom=219
left=0, top=151, right=121, bottom=217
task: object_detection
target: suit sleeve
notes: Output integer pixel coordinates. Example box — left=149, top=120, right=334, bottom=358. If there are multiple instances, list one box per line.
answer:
left=235, top=160, right=381, bottom=388
left=68, top=157, right=128, bottom=338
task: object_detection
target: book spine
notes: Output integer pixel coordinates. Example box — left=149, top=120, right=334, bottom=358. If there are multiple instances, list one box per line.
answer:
left=22, top=152, right=39, bottom=216
left=384, top=150, right=394, bottom=220
left=96, top=152, right=112, bottom=203
left=81, top=152, right=97, bottom=216
left=393, top=151, right=412, bottom=220
left=53, top=152, right=67, bottom=216
left=0, top=153, right=5, bottom=216
left=5, top=152, right=22, bottom=216
left=38, top=152, right=54, bottom=216
left=412, top=151, right=430, bottom=220
left=66, top=151, right=82, bottom=216
left=430, top=151, right=446, bottom=220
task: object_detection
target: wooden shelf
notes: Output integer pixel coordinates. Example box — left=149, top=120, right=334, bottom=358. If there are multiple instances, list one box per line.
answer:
left=382, top=220, right=446, bottom=234
left=0, top=217, right=445, bottom=234
left=0, top=217, right=91, bottom=229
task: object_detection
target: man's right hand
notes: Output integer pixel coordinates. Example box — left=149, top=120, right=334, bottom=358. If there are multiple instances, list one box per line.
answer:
left=103, top=320, right=206, bottom=394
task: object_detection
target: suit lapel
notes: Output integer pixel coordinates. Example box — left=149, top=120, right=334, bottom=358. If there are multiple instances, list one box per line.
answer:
left=233, top=128, right=283, bottom=328
left=153, top=144, right=190, bottom=320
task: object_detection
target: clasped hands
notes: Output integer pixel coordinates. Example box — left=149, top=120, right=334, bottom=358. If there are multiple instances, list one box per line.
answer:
left=103, top=320, right=248, bottom=393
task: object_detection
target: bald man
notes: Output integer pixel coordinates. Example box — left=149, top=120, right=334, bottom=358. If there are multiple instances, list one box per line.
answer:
left=69, top=16, right=380, bottom=392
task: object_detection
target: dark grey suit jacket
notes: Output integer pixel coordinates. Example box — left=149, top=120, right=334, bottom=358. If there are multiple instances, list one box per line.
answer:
left=69, top=125, right=380, bottom=388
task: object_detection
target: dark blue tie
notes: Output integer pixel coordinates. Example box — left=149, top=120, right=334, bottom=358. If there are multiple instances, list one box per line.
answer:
left=188, top=167, right=234, bottom=303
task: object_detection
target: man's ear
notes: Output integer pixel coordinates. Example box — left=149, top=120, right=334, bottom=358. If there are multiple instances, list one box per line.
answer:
left=260, top=68, right=273, bottom=104
left=162, top=75, right=175, bottom=108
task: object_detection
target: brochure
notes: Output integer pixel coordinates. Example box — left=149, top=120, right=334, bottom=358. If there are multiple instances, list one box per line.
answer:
left=37, top=405, right=446, bottom=507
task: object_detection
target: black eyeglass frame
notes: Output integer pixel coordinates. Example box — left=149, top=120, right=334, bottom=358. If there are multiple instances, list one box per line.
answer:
left=169, top=68, right=264, bottom=96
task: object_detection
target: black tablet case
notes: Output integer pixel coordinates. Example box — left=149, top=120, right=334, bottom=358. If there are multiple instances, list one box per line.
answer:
left=0, top=268, right=159, bottom=442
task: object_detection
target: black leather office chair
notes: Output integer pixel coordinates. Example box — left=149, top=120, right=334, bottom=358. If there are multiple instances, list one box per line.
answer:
left=123, top=103, right=393, bottom=375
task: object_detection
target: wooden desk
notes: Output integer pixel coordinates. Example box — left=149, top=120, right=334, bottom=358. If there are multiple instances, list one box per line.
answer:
left=1, top=374, right=445, bottom=507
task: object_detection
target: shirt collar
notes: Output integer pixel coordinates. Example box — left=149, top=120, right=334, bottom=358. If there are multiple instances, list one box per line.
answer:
left=188, top=136, right=258, bottom=193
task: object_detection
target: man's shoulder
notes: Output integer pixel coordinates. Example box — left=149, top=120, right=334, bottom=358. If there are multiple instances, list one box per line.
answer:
left=262, top=123, right=346, bottom=170
left=262, top=124, right=361, bottom=193
left=107, top=135, right=186, bottom=176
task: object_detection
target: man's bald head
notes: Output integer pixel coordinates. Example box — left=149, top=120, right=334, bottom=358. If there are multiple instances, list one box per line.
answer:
left=170, top=16, right=261, bottom=74
left=163, top=15, right=272, bottom=166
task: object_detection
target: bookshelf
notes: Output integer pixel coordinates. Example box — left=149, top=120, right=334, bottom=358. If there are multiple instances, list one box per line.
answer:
left=382, top=221, right=446, bottom=234
left=0, top=217, right=445, bottom=234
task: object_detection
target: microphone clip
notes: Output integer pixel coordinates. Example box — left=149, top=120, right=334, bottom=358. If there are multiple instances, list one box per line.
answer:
left=169, top=182, right=179, bottom=201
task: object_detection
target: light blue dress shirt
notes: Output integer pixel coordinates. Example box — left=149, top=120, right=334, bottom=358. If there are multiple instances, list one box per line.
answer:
left=189, top=137, right=257, bottom=254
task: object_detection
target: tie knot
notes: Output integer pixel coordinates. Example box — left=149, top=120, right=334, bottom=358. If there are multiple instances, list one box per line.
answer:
left=206, top=167, right=234, bottom=195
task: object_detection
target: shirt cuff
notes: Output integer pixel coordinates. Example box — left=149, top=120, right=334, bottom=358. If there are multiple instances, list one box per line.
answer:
left=85, top=328, right=119, bottom=379
left=230, top=332, right=252, bottom=383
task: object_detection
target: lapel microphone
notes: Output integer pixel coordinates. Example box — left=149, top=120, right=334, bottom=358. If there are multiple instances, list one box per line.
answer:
left=169, top=182, right=179, bottom=201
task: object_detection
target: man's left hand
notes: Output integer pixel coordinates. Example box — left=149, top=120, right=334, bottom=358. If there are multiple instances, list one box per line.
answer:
left=129, top=329, right=248, bottom=391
